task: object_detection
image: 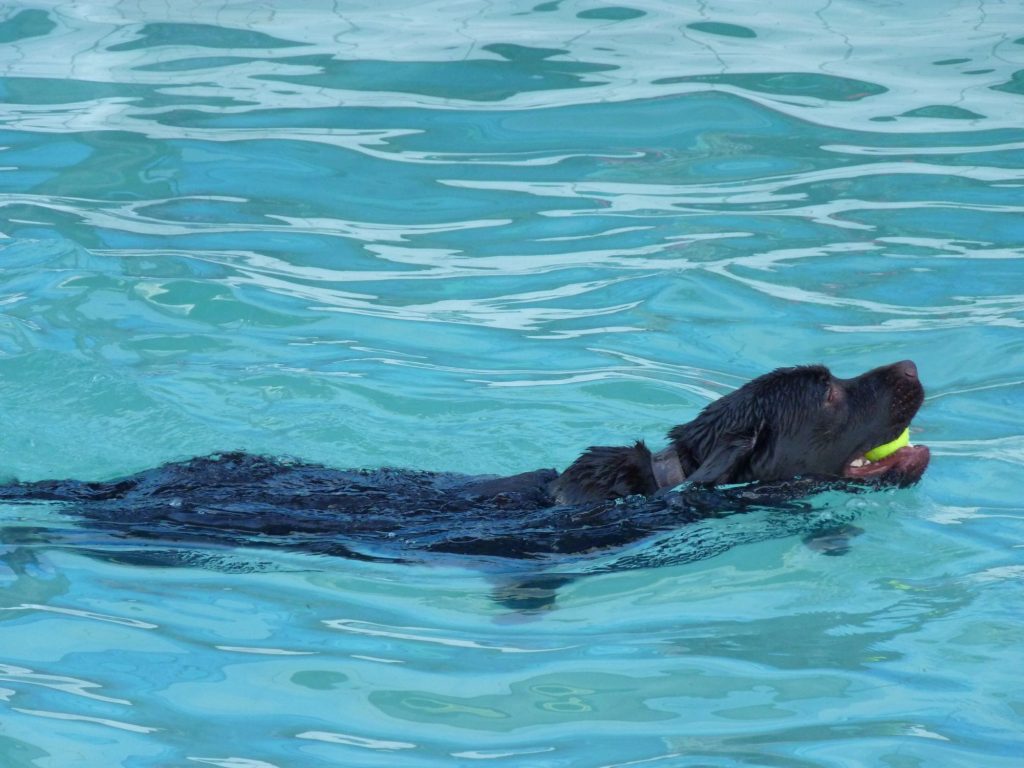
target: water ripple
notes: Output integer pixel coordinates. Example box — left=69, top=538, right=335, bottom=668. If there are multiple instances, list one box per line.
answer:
left=1, top=1, right=1020, bottom=128
left=2, top=1, right=1023, bottom=766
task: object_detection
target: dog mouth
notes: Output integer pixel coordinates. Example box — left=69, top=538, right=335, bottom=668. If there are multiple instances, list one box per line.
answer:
left=843, top=431, right=930, bottom=482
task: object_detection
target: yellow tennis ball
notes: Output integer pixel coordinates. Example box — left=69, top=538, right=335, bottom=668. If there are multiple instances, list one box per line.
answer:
left=865, top=427, right=911, bottom=462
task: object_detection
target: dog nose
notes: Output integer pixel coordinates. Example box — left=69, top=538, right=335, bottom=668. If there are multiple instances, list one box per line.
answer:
left=895, top=360, right=918, bottom=380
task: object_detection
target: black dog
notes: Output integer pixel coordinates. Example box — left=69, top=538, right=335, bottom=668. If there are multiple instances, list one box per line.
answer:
left=0, top=360, right=929, bottom=567
left=552, top=358, right=928, bottom=503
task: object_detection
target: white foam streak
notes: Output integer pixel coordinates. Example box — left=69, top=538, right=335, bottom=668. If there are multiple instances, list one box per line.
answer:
left=0, top=603, right=158, bottom=628
left=214, top=646, right=316, bottom=656
left=0, top=663, right=130, bottom=705
left=324, top=619, right=572, bottom=653
left=296, top=730, right=417, bottom=750
left=14, top=707, right=158, bottom=733
left=927, top=436, right=1024, bottom=466
left=188, top=758, right=282, bottom=768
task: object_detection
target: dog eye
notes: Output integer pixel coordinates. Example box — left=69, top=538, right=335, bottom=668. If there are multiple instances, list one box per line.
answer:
left=825, top=383, right=841, bottom=405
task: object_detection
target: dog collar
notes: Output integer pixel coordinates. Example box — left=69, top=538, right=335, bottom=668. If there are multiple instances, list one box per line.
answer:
left=650, top=446, right=685, bottom=490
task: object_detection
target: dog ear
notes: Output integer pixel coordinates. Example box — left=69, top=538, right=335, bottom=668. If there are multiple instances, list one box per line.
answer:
left=686, top=423, right=764, bottom=486
left=552, top=442, right=656, bottom=505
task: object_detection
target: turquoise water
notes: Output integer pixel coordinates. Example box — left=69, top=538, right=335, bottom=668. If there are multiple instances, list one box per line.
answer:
left=1, top=0, right=1023, bottom=765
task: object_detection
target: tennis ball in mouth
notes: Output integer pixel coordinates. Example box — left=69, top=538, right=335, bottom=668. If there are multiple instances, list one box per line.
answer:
left=864, top=427, right=911, bottom=462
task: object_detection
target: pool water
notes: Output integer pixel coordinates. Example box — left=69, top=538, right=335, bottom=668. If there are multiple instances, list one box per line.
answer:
left=2, top=1, right=1023, bottom=765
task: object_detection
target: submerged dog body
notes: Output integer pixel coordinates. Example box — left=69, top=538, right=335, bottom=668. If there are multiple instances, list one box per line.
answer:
left=0, top=361, right=929, bottom=564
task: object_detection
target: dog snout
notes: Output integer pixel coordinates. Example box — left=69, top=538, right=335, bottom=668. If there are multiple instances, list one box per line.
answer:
left=895, top=360, right=918, bottom=381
